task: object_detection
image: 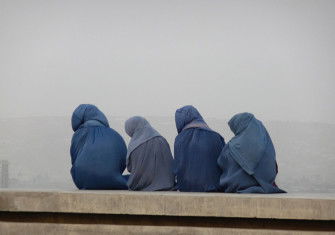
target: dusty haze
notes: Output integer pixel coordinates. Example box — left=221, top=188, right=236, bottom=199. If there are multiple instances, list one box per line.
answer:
left=0, top=0, right=334, bottom=192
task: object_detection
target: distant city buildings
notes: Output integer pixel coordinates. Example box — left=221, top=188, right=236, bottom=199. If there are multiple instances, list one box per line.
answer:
left=0, top=160, right=9, bottom=188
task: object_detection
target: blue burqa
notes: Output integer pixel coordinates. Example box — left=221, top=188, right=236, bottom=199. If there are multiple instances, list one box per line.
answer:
left=174, top=105, right=225, bottom=192
left=70, top=104, right=128, bottom=189
left=217, top=113, right=285, bottom=193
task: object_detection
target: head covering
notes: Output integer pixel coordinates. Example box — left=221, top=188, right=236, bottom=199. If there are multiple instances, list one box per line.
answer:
left=227, top=112, right=269, bottom=175
left=173, top=105, right=225, bottom=192
left=175, top=105, right=211, bottom=134
left=71, top=104, right=109, bottom=131
left=125, top=116, right=161, bottom=159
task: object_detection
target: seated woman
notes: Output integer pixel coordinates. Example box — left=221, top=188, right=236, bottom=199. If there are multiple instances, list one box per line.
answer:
left=125, top=116, right=174, bottom=191
left=174, top=105, right=225, bottom=192
left=70, top=104, right=128, bottom=189
left=217, top=112, right=285, bottom=193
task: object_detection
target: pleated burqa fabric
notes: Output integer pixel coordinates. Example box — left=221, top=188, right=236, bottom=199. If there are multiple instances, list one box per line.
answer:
left=70, top=104, right=128, bottom=189
left=174, top=105, right=225, bottom=192
left=217, top=113, right=286, bottom=193
left=125, top=116, right=174, bottom=191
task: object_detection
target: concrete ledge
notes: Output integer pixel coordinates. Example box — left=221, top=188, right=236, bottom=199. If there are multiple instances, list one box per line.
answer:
left=0, top=190, right=334, bottom=234
left=0, top=190, right=334, bottom=221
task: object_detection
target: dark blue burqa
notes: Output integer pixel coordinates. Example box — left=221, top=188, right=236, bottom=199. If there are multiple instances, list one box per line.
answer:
left=217, top=113, right=285, bottom=193
left=174, top=105, right=225, bottom=192
left=70, top=104, right=128, bottom=189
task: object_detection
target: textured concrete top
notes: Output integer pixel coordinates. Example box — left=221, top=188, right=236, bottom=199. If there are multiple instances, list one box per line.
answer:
left=0, top=189, right=334, bottom=221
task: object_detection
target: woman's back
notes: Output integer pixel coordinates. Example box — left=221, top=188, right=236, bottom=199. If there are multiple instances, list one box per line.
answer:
left=174, top=105, right=225, bottom=192
left=127, top=136, right=174, bottom=191
left=174, top=128, right=224, bottom=192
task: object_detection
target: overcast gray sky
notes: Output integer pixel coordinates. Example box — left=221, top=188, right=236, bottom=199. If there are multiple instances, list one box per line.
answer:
left=1, top=0, right=334, bottom=123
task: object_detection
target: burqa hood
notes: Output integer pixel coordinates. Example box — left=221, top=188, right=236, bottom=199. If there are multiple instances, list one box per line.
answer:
left=228, top=112, right=254, bottom=135
left=71, top=104, right=109, bottom=131
left=175, top=105, right=206, bottom=134
left=125, top=116, right=161, bottom=159
left=227, top=112, right=269, bottom=175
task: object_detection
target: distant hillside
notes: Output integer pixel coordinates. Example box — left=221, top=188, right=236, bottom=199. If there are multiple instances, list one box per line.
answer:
left=0, top=116, right=334, bottom=193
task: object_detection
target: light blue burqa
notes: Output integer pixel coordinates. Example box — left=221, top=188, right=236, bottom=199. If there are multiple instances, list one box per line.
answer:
left=218, top=112, right=285, bottom=193
left=125, top=116, right=161, bottom=160
left=125, top=116, right=174, bottom=191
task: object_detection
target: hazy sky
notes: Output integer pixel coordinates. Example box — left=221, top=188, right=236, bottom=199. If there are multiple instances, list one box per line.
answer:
left=1, top=0, right=334, bottom=123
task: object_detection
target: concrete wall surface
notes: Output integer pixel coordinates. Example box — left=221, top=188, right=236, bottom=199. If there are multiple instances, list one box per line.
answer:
left=0, top=190, right=334, bottom=234
left=0, top=190, right=334, bottom=220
